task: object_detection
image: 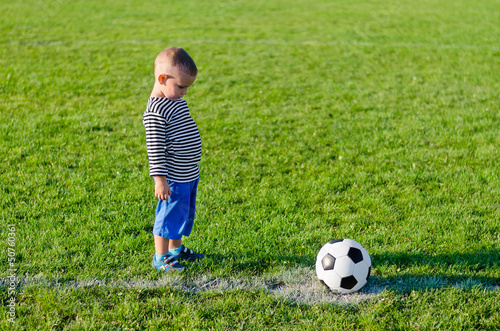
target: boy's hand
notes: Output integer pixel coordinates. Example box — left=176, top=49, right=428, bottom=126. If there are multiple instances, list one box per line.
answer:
left=154, top=176, right=171, bottom=200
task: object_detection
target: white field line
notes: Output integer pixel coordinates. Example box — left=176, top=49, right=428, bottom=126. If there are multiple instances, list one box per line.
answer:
left=2, top=267, right=498, bottom=305
left=3, top=39, right=498, bottom=51
left=2, top=267, right=378, bottom=305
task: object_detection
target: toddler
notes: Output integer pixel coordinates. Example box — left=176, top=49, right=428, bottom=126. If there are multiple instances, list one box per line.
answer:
left=143, top=47, right=204, bottom=272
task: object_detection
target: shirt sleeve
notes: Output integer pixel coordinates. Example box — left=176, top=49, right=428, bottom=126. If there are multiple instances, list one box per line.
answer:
left=143, top=112, right=169, bottom=177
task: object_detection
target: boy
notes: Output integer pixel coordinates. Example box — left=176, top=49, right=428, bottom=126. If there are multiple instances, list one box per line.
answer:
left=143, top=47, right=204, bottom=272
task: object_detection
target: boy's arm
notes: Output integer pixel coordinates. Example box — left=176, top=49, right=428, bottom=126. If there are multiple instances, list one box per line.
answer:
left=154, top=176, right=171, bottom=200
left=143, top=113, right=169, bottom=175
left=143, top=112, right=170, bottom=199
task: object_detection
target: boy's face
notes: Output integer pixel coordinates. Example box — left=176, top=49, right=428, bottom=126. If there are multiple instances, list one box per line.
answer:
left=158, top=67, right=196, bottom=101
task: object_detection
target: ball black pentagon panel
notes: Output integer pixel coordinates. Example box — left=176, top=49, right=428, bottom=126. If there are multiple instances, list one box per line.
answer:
left=367, top=266, right=371, bottom=280
left=347, top=247, right=363, bottom=264
left=321, top=253, right=336, bottom=271
left=340, top=275, right=358, bottom=290
left=328, top=239, right=344, bottom=245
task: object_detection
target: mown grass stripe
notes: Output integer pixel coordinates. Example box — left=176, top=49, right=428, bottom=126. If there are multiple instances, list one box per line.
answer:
left=3, top=39, right=498, bottom=51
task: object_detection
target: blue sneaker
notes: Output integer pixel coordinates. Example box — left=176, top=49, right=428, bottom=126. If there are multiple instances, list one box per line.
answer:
left=151, top=254, right=186, bottom=272
left=172, top=245, right=205, bottom=261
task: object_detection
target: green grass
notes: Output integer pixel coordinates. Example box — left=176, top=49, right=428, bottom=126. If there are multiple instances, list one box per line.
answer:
left=1, top=0, right=499, bottom=329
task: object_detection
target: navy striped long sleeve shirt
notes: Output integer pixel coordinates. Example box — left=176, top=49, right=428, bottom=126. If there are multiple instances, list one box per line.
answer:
left=143, top=97, right=201, bottom=183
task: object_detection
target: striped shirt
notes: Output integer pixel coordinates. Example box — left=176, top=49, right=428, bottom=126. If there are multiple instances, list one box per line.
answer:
left=143, top=97, right=202, bottom=182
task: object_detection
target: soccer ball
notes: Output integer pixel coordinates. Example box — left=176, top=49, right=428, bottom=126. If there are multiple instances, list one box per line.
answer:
left=315, top=239, right=371, bottom=294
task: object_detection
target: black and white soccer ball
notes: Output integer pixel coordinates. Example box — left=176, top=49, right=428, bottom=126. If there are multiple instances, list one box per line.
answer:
left=315, top=239, right=371, bottom=294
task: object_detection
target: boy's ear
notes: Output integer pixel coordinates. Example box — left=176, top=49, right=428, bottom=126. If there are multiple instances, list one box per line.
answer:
left=158, top=74, right=168, bottom=85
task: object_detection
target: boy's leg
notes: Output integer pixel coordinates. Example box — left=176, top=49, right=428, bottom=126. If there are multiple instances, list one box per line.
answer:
left=154, top=235, right=170, bottom=255
left=152, top=234, right=185, bottom=272
left=169, top=239, right=182, bottom=250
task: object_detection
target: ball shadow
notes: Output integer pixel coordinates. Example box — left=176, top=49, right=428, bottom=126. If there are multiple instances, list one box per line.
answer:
left=364, top=249, right=500, bottom=292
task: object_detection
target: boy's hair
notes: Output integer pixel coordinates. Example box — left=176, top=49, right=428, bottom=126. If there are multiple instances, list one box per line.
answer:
left=155, top=47, right=198, bottom=77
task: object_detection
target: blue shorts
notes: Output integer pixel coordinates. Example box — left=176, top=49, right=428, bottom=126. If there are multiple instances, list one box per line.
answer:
left=153, top=178, right=199, bottom=240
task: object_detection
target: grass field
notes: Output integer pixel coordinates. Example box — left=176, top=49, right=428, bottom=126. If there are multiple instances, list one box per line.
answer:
left=1, top=0, right=499, bottom=329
